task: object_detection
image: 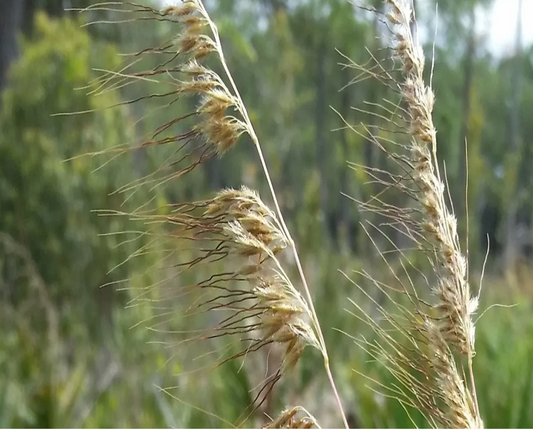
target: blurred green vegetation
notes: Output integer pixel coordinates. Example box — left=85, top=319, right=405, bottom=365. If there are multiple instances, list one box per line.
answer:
left=1, top=0, right=533, bottom=428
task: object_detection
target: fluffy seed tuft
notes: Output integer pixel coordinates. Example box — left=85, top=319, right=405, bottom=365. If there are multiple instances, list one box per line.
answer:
left=264, top=406, right=318, bottom=429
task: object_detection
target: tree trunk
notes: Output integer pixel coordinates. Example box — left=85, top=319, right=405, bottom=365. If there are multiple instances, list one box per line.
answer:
left=315, top=39, right=330, bottom=235
left=456, top=7, right=476, bottom=221
left=338, top=65, right=357, bottom=251
left=0, top=0, right=25, bottom=94
left=364, top=4, right=381, bottom=171
left=22, top=0, right=37, bottom=36
left=504, top=0, right=525, bottom=268
left=45, top=0, right=64, bottom=17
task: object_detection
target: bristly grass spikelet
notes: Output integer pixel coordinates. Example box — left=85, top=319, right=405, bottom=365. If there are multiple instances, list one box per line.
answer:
left=264, top=406, right=319, bottom=429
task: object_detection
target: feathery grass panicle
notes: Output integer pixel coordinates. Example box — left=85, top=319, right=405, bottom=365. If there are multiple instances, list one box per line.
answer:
left=424, top=322, right=481, bottom=429
left=73, top=0, right=245, bottom=199
left=111, top=185, right=321, bottom=421
left=338, top=0, right=483, bottom=427
left=75, top=1, right=345, bottom=426
left=264, top=406, right=320, bottom=429
left=385, top=0, right=478, bottom=357
left=343, top=265, right=482, bottom=429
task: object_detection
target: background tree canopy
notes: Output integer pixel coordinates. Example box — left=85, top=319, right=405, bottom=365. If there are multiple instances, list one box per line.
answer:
left=1, top=0, right=532, bottom=428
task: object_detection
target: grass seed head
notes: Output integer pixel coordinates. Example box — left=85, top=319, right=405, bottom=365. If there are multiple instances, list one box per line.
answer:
left=264, top=406, right=318, bottom=429
left=162, top=1, right=199, bottom=17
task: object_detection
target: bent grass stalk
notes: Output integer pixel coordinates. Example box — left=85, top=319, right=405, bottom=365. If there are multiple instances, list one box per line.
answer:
left=196, top=3, right=349, bottom=427
left=337, top=0, right=483, bottom=427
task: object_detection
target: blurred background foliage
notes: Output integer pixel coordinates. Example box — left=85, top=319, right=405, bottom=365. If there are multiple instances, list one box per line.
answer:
left=1, top=0, right=533, bottom=428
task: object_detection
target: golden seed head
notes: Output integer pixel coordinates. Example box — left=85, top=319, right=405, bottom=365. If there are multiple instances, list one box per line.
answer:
left=162, top=1, right=198, bottom=17
left=180, top=77, right=218, bottom=94
left=181, top=15, right=206, bottom=27
left=238, top=264, right=262, bottom=276
left=181, top=60, right=210, bottom=75
left=183, top=21, right=207, bottom=35
left=196, top=117, right=246, bottom=154
left=249, top=273, right=319, bottom=372
left=177, top=32, right=200, bottom=53
left=224, top=221, right=267, bottom=256
left=206, top=188, right=287, bottom=252
left=282, top=336, right=306, bottom=371
left=177, top=33, right=215, bottom=56
left=386, top=11, right=402, bottom=25
left=191, top=41, right=216, bottom=59
left=198, top=90, right=235, bottom=117
left=424, top=321, right=480, bottom=428
left=264, top=406, right=318, bottom=429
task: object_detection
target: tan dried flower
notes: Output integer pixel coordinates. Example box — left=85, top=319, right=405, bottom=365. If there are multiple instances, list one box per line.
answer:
left=122, top=187, right=318, bottom=417
left=384, top=0, right=478, bottom=357
left=265, top=406, right=319, bottom=429
left=339, top=0, right=483, bottom=428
